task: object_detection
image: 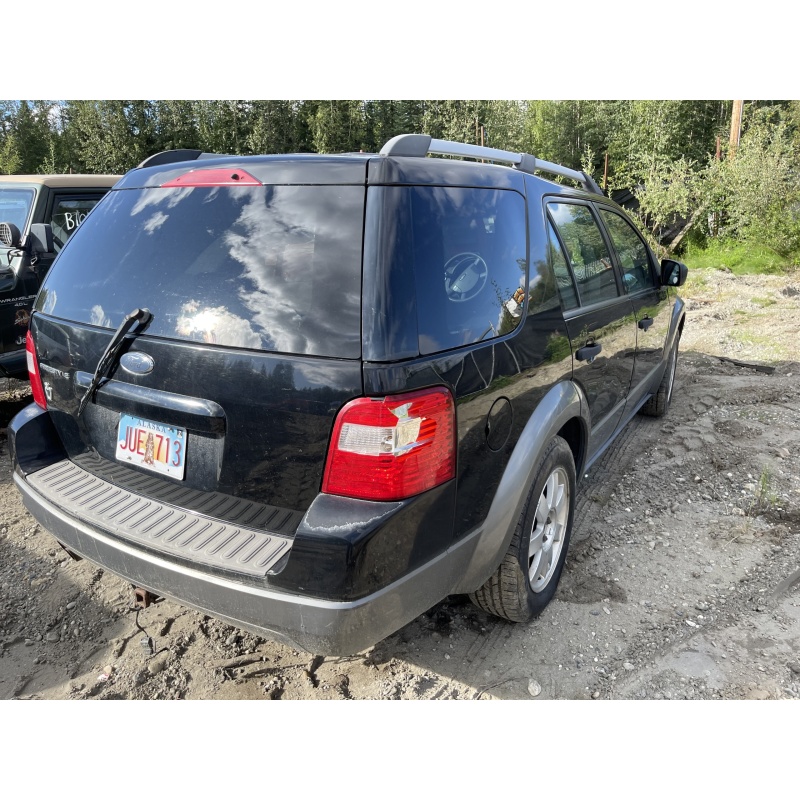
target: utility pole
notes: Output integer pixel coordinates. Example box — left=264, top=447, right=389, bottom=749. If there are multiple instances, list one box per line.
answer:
left=729, top=101, right=744, bottom=159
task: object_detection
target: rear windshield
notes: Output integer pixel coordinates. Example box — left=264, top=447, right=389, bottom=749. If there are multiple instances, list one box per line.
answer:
left=36, top=185, right=364, bottom=358
left=0, top=187, right=35, bottom=234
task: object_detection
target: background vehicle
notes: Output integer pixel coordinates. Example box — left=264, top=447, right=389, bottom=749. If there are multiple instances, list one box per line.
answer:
left=9, top=137, right=686, bottom=654
left=0, top=174, right=119, bottom=378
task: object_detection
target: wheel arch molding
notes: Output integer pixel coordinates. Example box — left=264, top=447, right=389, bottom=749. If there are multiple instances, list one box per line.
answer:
left=452, top=380, right=589, bottom=594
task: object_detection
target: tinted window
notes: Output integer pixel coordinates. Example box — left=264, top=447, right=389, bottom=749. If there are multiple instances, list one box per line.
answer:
left=49, top=194, right=107, bottom=251
left=547, top=220, right=578, bottom=311
left=0, top=188, right=34, bottom=233
left=598, top=208, right=656, bottom=292
left=37, top=185, right=364, bottom=358
left=548, top=203, right=619, bottom=305
left=399, top=186, right=527, bottom=354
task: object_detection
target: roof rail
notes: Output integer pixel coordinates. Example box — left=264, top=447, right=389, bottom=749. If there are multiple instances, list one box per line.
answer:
left=137, top=149, right=204, bottom=169
left=136, top=149, right=233, bottom=169
left=380, top=134, right=604, bottom=195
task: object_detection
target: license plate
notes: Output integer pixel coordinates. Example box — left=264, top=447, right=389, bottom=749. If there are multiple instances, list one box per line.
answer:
left=115, top=414, right=187, bottom=480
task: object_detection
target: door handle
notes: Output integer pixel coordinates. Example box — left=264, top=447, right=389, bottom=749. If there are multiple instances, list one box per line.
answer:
left=576, top=342, right=602, bottom=362
left=638, top=316, right=654, bottom=331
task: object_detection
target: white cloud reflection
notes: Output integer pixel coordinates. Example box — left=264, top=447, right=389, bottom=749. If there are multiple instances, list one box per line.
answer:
left=90, top=304, right=112, bottom=328
left=221, top=186, right=361, bottom=356
left=143, top=211, right=168, bottom=234
left=175, top=299, right=262, bottom=349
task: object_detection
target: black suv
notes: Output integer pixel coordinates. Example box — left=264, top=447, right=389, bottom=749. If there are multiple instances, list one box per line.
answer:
left=8, top=135, right=686, bottom=655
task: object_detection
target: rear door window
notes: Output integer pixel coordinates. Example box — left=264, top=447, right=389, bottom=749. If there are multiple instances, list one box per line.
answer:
left=548, top=202, right=620, bottom=306
left=36, top=185, right=365, bottom=358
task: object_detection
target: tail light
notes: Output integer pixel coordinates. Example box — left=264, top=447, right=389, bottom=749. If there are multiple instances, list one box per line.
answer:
left=322, top=388, right=456, bottom=502
left=26, top=330, right=47, bottom=409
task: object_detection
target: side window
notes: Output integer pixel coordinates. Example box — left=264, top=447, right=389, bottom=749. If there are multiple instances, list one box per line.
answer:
left=49, top=194, right=105, bottom=251
left=547, top=220, right=578, bottom=310
left=598, top=208, right=656, bottom=292
left=409, top=186, right=528, bottom=354
left=548, top=202, right=619, bottom=305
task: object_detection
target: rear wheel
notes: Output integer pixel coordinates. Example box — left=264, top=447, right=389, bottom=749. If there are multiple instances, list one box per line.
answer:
left=469, top=436, right=576, bottom=622
left=640, top=333, right=680, bottom=417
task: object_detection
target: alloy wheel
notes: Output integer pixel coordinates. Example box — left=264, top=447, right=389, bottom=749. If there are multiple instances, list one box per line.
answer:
left=527, top=466, right=570, bottom=592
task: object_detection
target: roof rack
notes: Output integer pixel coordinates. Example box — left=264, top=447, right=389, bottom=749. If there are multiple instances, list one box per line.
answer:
left=380, top=134, right=603, bottom=195
left=136, top=150, right=229, bottom=169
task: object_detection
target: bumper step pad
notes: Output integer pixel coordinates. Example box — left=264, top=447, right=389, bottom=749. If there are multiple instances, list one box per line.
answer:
left=27, top=460, right=293, bottom=577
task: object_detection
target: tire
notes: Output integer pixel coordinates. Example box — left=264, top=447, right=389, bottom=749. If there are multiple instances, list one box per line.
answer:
left=469, top=436, right=576, bottom=623
left=640, top=333, right=680, bottom=418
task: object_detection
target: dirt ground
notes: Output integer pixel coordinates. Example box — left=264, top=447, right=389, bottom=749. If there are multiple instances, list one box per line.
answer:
left=1, top=267, right=799, bottom=701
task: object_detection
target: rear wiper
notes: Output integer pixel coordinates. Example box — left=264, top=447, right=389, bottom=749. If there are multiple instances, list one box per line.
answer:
left=77, top=307, right=153, bottom=418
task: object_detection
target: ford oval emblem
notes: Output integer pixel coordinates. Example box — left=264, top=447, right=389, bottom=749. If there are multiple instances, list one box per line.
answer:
left=120, top=352, right=155, bottom=375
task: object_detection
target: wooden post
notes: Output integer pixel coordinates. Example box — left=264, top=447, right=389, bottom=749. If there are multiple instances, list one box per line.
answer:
left=729, top=101, right=744, bottom=160
left=603, top=152, right=609, bottom=192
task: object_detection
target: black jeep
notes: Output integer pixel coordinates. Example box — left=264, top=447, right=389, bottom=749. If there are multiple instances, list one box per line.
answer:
left=0, top=174, right=119, bottom=378
left=8, top=136, right=686, bottom=654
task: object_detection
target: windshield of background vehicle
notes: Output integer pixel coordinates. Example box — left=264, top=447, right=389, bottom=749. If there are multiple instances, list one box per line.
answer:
left=36, top=185, right=365, bottom=358
left=0, top=188, right=35, bottom=236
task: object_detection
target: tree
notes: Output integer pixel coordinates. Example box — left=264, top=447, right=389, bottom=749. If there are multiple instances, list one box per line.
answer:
left=635, top=103, right=800, bottom=259
left=153, top=100, right=199, bottom=152
left=309, top=101, right=366, bottom=153
left=62, top=101, right=157, bottom=173
left=194, top=100, right=250, bottom=154
left=0, top=134, right=21, bottom=174
left=6, top=101, right=55, bottom=173
left=246, top=101, right=301, bottom=154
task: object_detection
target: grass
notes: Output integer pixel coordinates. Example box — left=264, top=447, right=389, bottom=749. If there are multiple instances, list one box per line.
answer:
left=747, top=467, right=778, bottom=517
left=683, top=239, right=789, bottom=276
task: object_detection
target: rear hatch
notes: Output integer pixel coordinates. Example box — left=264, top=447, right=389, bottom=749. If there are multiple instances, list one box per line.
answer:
left=29, top=157, right=366, bottom=534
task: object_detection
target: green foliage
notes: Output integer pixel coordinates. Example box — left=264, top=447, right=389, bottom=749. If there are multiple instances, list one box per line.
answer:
left=0, top=98, right=796, bottom=274
left=633, top=103, right=800, bottom=265
left=683, top=239, right=789, bottom=275
left=308, top=100, right=366, bottom=153
left=607, top=101, right=729, bottom=189
left=0, top=134, right=21, bottom=173
left=713, top=112, right=800, bottom=257
left=63, top=101, right=158, bottom=173
left=632, top=156, right=700, bottom=232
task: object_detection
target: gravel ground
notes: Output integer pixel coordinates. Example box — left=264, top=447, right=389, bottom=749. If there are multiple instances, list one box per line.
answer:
left=1, top=267, right=799, bottom=701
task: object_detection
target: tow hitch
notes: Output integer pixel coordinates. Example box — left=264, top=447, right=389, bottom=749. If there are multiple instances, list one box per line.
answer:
left=131, top=586, right=160, bottom=609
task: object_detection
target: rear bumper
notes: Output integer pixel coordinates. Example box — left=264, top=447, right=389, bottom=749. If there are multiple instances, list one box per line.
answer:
left=14, top=470, right=471, bottom=654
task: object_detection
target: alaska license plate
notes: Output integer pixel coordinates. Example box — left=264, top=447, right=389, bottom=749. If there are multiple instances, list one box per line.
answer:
left=115, top=414, right=186, bottom=480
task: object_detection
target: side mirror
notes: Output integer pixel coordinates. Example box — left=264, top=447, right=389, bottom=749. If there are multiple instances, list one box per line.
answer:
left=661, top=259, right=688, bottom=287
left=28, top=223, right=55, bottom=256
